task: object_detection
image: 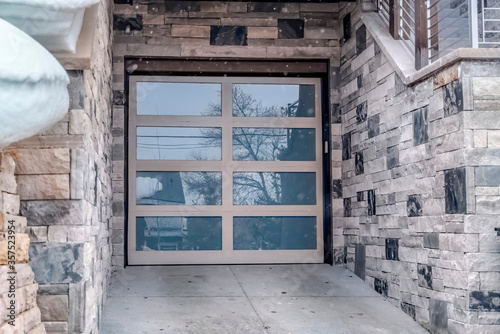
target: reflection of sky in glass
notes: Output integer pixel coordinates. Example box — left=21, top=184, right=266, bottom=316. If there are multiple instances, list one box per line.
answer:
left=137, top=127, right=222, bottom=160
left=233, top=84, right=315, bottom=117
left=236, top=84, right=299, bottom=108
left=137, top=82, right=221, bottom=116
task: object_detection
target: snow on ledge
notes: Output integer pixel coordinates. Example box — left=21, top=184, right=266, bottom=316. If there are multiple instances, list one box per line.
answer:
left=0, top=0, right=99, bottom=11
left=0, top=19, right=69, bottom=149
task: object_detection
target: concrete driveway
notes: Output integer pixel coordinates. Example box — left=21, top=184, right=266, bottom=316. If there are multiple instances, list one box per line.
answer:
left=101, top=265, right=428, bottom=334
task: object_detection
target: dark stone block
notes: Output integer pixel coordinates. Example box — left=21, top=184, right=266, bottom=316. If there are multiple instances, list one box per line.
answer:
left=343, top=13, right=351, bottom=42
left=21, top=201, right=84, bottom=226
left=423, top=232, right=439, bottom=249
left=417, top=264, right=433, bottom=289
left=395, top=74, right=407, bottom=96
left=210, top=26, right=248, bottom=46
left=354, top=244, right=366, bottom=280
left=430, top=299, right=448, bottom=333
left=342, top=132, right=351, bottom=161
left=401, top=302, right=416, bottom=319
left=29, top=244, right=84, bottom=284
left=357, top=75, right=363, bottom=89
left=385, top=238, right=399, bottom=261
left=249, top=3, right=285, bottom=12
left=355, top=152, right=364, bottom=175
left=356, top=24, right=367, bottom=55
left=113, top=15, right=143, bottom=31
left=475, top=166, right=500, bottom=186
left=470, top=291, right=500, bottom=311
left=407, top=194, right=423, bottom=217
left=67, top=71, right=84, bottom=109
left=332, top=179, right=342, bottom=199
left=164, top=1, right=200, bottom=12
left=444, top=80, right=463, bottom=117
left=413, top=106, right=429, bottom=146
left=357, top=191, right=364, bottom=202
left=368, top=189, right=376, bottom=216
left=278, top=19, right=304, bottom=39
left=356, top=101, right=367, bottom=124
left=368, top=114, right=380, bottom=138
left=344, top=198, right=352, bottom=217
left=386, top=146, right=399, bottom=169
left=445, top=167, right=467, bottom=214
left=112, top=144, right=124, bottom=161
left=332, top=103, right=341, bottom=124
left=113, top=90, right=125, bottom=106
left=374, top=278, right=388, bottom=297
left=148, top=3, right=164, bottom=13
left=113, top=201, right=124, bottom=216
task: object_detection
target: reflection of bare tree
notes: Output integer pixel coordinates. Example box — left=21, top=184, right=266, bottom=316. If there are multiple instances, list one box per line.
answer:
left=199, top=86, right=315, bottom=205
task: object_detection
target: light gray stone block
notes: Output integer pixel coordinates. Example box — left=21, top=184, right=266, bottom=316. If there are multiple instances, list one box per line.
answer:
left=38, top=295, right=69, bottom=322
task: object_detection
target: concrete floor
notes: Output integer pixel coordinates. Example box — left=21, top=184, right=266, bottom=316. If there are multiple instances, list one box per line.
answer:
left=101, top=265, right=428, bottom=334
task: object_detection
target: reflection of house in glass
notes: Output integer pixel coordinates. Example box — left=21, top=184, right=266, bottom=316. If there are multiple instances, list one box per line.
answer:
left=136, top=216, right=222, bottom=252
left=136, top=171, right=222, bottom=251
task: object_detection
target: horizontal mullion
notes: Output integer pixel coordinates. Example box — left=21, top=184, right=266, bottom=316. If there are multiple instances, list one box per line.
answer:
left=135, top=161, right=320, bottom=171
left=136, top=116, right=320, bottom=128
left=136, top=160, right=223, bottom=171
left=132, top=205, right=322, bottom=215
left=231, top=162, right=320, bottom=172
left=136, top=116, right=224, bottom=127
left=231, top=118, right=320, bottom=128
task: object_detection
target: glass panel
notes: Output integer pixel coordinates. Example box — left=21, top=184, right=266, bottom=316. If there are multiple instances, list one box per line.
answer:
left=136, top=82, right=221, bottom=116
left=136, top=216, right=222, bottom=251
left=233, top=84, right=315, bottom=117
left=137, top=127, right=222, bottom=160
left=233, top=216, right=316, bottom=250
left=136, top=172, right=222, bottom=205
left=233, top=128, right=315, bottom=161
left=233, top=172, right=316, bottom=205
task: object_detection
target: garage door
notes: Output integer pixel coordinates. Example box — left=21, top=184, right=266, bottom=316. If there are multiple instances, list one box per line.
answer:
left=128, top=76, right=324, bottom=265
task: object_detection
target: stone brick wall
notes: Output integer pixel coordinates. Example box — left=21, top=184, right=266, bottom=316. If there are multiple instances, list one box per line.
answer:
left=0, top=153, right=46, bottom=333
left=6, top=1, right=114, bottom=333
left=338, top=4, right=500, bottom=333
left=111, top=0, right=345, bottom=268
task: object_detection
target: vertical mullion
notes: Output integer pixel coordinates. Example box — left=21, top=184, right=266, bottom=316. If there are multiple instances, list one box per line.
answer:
left=221, top=81, right=234, bottom=252
left=129, top=78, right=139, bottom=259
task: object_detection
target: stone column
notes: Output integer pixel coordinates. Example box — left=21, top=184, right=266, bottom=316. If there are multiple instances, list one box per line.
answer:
left=0, top=152, right=46, bottom=333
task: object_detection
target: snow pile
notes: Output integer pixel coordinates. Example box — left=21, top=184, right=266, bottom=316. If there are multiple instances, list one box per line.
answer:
left=0, top=19, right=69, bottom=149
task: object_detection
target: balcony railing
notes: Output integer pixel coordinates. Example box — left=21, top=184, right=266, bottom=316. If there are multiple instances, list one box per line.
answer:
left=378, top=0, right=500, bottom=69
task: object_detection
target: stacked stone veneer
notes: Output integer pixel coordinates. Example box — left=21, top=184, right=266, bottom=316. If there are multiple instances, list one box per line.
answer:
left=111, top=0, right=346, bottom=268
left=5, top=1, right=114, bottom=333
left=0, top=153, right=46, bottom=333
left=337, top=4, right=500, bottom=334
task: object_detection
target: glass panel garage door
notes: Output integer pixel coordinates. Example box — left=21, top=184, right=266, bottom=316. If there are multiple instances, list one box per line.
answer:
left=128, top=76, right=324, bottom=265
